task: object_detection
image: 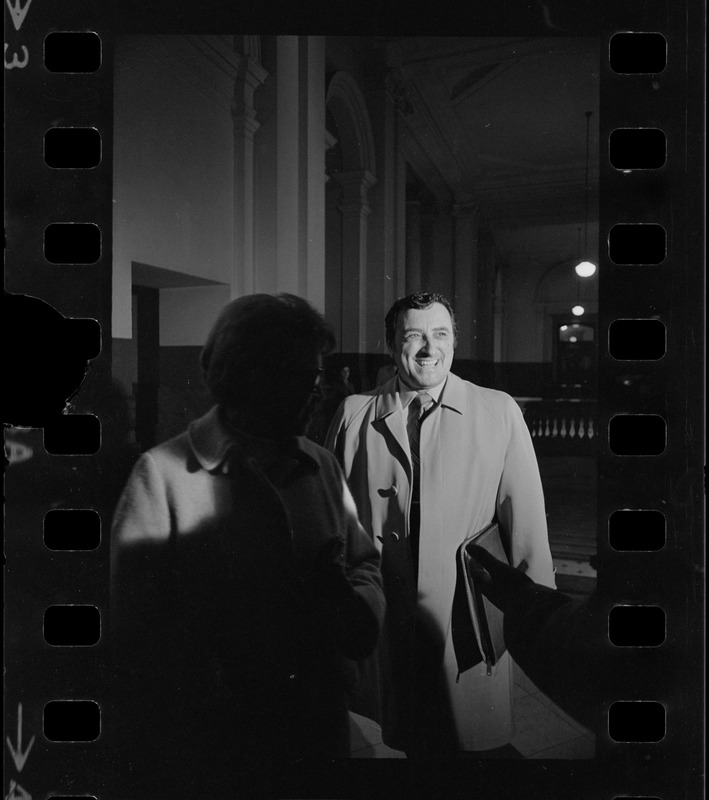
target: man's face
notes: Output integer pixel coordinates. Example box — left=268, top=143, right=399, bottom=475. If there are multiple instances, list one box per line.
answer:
left=391, top=302, right=456, bottom=391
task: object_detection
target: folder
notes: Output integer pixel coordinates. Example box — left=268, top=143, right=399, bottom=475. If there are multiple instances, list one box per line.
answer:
left=451, top=521, right=508, bottom=677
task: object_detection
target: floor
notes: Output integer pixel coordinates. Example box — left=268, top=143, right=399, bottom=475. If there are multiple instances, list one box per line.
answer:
left=349, top=661, right=596, bottom=759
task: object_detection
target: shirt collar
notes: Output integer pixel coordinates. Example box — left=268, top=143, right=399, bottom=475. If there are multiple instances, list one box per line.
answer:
left=374, top=372, right=466, bottom=419
left=396, top=376, right=446, bottom=409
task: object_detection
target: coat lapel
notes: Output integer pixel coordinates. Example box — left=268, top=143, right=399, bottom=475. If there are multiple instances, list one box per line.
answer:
left=372, top=380, right=413, bottom=478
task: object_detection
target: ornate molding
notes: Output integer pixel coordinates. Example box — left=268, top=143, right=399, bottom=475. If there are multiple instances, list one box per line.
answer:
left=385, top=71, right=414, bottom=116
left=231, top=46, right=268, bottom=124
left=333, top=169, right=377, bottom=213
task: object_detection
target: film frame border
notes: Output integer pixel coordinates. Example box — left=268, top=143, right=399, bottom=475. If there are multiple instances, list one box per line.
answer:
left=3, top=3, right=705, bottom=798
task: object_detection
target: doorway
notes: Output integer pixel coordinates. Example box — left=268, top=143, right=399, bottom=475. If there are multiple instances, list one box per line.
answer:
left=552, top=314, right=597, bottom=399
left=132, top=285, right=160, bottom=451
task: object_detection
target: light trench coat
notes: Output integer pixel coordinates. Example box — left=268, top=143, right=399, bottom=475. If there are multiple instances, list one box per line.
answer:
left=326, top=373, right=556, bottom=751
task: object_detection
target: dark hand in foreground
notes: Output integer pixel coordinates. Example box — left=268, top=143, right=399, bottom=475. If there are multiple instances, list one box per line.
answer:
left=465, top=544, right=535, bottom=614
left=303, top=537, right=379, bottom=658
left=307, top=537, right=357, bottom=603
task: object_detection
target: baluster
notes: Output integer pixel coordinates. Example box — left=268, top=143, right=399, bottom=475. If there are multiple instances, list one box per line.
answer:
left=547, top=416, right=554, bottom=438
left=578, top=416, right=586, bottom=439
left=569, top=416, right=576, bottom=438
left=588, top=419, right=595, bottom=439
left=560, top=417, right=567, bottom=438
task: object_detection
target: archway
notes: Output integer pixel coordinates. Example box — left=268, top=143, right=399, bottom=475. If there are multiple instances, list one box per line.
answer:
left=324, top=71, right=377, bottom=362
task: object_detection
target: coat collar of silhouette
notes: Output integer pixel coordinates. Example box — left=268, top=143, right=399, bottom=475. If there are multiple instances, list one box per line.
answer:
left=187, top=405, right=320, bottom=474
left=374, top=372, right=466, bottom=420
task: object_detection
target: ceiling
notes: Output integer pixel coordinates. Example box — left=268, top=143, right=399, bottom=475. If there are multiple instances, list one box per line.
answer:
left=384, top=36, right=600, bottom=274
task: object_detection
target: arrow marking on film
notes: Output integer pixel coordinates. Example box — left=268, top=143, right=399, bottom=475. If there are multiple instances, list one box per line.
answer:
left=5, top=0, right=33, bottom=32
left=6, top=704, right=35, bottom=773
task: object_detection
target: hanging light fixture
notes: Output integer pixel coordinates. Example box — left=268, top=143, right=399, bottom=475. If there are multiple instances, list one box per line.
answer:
left=572, top=227, right=586, bottom=316
left=574, top=110, right=596, bottom=278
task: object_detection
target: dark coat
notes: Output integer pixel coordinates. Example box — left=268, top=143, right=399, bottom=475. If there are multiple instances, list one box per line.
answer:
left=110, top=406, right=384, bottom=796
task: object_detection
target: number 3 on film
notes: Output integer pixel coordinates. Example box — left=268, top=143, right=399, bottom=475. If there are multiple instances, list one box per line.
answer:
left=4, top=43, right=28, bottom=69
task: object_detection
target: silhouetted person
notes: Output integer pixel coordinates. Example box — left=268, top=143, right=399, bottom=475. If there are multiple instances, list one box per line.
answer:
left=111, top=294, right=384, bottom=797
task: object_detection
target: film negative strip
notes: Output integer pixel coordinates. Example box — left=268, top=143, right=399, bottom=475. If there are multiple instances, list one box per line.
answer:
left=4, top=2, right=704, bottom=799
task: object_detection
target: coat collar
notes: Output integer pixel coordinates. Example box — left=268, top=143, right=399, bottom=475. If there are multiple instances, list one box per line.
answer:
left=187, top=405, right=319, bottom=473
left=188, top=406, right=234, bottom=471
left=374, top=372, right=466, bottom=420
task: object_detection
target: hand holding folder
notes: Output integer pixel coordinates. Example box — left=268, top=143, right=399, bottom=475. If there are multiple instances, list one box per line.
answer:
left=451, top=521, right=511, bottom=677
left=464, top=542, right=536, bottom=614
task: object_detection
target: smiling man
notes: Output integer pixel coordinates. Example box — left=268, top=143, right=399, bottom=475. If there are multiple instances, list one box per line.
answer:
left=326, top=291, right=555, bottom=759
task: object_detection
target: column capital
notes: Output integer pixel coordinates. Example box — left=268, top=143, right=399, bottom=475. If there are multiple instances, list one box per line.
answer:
left=237, top=55, right=269, bottom=90
left=324, top=130, right=338, bottom=150
left=333, top=169, right=377, bottom=191
left=232, top=109, right=260, bottom=137
left=233, top=56, right=268, bottom=118
left=332, top=169, right=377, bottom=208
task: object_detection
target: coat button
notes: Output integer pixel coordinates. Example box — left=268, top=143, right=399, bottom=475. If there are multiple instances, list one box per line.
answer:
left=390, top=531, right=400, bottom=541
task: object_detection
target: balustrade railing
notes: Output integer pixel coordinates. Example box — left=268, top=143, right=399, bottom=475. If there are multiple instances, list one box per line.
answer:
left=519, top=399, right=599, bottom=455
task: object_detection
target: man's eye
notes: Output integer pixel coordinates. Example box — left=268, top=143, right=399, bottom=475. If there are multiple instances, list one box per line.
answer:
left=435, top=331, right=449, bottom=338
left=405, top=333, right=420, bottom=340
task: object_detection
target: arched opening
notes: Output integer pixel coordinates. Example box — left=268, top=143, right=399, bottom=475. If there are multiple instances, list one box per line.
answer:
left=323, top=70, right=377, bottom=376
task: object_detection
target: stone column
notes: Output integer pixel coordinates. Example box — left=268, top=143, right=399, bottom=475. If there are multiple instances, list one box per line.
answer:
left=405, top=200, right=422, bottom=294
left=452, top=202, right=479, bottom=360
left=275, top=36, right=327, bottom=309
left=333, top=169, right=377, bottom=353
left=476, top=239, right=496, bottom=362
left=419, top=204, right=438, bottom=291
left=362, top=81, right=402, bottom=351
left=429, top=208, right=454, bottom=300
left=275, top=36, right=301, bottom=296
left=232, top=49, right=268, bottom=298
left=303, top=36, right=327, bottom=311
left=493, top=266, right=505, bottom=363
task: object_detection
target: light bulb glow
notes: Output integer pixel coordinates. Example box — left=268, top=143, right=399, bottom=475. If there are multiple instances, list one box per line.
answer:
left=575, top=260, right=597, bottom=277
left=572, top=305, right=585, bottom=316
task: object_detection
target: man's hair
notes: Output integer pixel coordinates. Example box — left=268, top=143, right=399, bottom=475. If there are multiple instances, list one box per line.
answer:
left=200, top=293, right=335, bottom=406
left=384, top=291, right=458, bottom=350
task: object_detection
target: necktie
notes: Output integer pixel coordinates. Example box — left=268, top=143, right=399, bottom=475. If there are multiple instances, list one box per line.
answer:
left=408, top=393, right=432, bottom=486
left=408, top=392, right=432, bottom=570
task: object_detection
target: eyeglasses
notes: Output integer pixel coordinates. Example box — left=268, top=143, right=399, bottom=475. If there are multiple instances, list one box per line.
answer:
left=281, top=367, right=325, bottom=390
